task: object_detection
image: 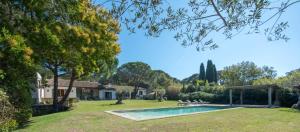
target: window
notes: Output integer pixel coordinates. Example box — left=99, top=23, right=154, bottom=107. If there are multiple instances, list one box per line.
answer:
left=58, top=89, right=65, bottom=97
left=47, top=89, right=49, bottom=92
left=139, top=91, right=143, bottom=95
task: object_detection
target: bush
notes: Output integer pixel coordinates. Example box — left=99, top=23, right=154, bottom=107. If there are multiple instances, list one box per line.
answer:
left=179, top=91, right=216, bottom=102
left=279, top=88, right=298, bottom=107
left=178, top=93, right=189, bottom=101
left=143, top=93, right=155, bottom=100
left=15, top=108, right=32, bottom=126
left=0, top=120, right=17, bottom=132
left=0, top=90, right=17, bottom=131
left=185, top=85, right=196, bottom=93
left=165, top=86, right=181, bottom=100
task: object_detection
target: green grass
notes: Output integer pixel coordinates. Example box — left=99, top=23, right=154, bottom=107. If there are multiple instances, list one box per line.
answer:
left=17, top=100, right=300, bottom=132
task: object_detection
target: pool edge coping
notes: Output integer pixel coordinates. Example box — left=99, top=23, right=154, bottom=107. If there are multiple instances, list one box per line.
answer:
left=105, top=104, right=243, bottom=121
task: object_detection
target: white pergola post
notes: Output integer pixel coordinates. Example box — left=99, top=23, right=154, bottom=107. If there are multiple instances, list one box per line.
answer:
left=268, top=87, right=272, bottom=107
left=229, top=89, right=233, bottom=106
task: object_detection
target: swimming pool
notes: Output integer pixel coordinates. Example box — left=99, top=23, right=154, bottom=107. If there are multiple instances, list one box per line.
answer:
left=106, top=105, right=240, bottom=121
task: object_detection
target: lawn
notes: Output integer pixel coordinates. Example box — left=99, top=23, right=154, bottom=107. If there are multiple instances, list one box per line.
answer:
left=17, top=100, right=300, bottom=132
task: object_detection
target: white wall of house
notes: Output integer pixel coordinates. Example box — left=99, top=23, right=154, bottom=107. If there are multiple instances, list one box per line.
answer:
left=43, top=86, right=77, bottom=98
left=137, top=89, right=146, bottom=96
left=99, top=90, right=116, bottom=100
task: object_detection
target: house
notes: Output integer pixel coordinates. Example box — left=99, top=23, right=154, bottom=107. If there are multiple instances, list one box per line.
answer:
left=32, top=79, right=99, bottom=103
left=32, top=78, right=140, bottom=103
left=99, top=84, right=146, bottom=100
left=135, top=87, right=147, bottom=99
left=99, top=84, right=134, bottom=100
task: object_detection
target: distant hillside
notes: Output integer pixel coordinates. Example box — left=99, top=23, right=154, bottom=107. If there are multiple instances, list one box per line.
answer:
left=182, top=73, right=199, bottom=84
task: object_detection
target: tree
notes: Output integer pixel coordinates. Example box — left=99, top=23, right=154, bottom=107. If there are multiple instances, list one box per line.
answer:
left=150, top=71, right=172, bottom=88
left=213, top=64, right=218, bottom=83
left=181, top=83, right=186, bottom=93
left=23, top=0, right=121, bottom=110
left=206, top=60, right=214, bottom=83
left=0, top=29, right=35, bottom=126
left=115, top=86, right=134, bottom=104
left=99, top=0, right=300, bottom=50
left=261, top=66, right=277, bottom=79
left=220, top=61, right=276, bottom=86
left=0, top=0, right=121, bottom=111
left=116, top=62, right=152, bottom=98
left=199, top=63, right=206, bottom=81
left=149, top=70, right=172, bottom=99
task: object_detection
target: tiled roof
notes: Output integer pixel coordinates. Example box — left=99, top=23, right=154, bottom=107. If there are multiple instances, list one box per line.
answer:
left=46, top=79, right=99, bottom=88
left=99, top=84, right=134, bottom=91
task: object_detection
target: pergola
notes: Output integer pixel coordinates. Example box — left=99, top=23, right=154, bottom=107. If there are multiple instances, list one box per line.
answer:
left=226, top=84, right=280, bottom=107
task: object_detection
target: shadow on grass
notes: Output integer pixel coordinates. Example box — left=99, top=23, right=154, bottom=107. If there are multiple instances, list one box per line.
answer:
left=16, top=120, right=34, bottom=130
left=279, top=108, right=300, bottom=113
left=17, top=108, right=73, bottom=130
left=98, top=102, right=121, bottom=107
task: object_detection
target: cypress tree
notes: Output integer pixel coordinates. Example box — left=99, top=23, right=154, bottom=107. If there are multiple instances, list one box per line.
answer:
left=212, top=64, right=218, bottom=83
left=199, top=63, right=206, bottom=81
left=206, top=60, right=213, bottom=83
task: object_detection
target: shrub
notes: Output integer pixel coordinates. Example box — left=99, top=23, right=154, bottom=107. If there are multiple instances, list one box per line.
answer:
left=179, top=92, right=216, bottom=102
left=0, top=90, right=17, bottom=131
left=185, top=85, right=196, bottom=93
left=165, top=86, right=181, bottom=100
left=202, top=85, right=226, bottom=94
left=178, top=93, right=189, bottom=101
left=279, top=88, right=298, bottom=107
left=15, top=108, right=32, bottom=125
left=0, top=120, right=17, bottom=132
left=143, top=93, right=155, bottom=100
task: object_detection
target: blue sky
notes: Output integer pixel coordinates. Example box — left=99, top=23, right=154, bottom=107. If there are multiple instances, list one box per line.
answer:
left=108, top=1, right=300, bottom=80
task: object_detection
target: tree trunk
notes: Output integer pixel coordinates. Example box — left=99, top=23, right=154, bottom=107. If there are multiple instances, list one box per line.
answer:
left=52, top=65, right=59, bottom=112
left=59, top=69, right=76, bottom=105
left=116, top=92, right=124, bottom=104
left=132, top=85, right=138, bottom=99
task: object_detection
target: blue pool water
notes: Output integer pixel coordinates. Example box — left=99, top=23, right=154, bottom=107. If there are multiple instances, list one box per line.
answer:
left=108, top=105, right=236, bottom=120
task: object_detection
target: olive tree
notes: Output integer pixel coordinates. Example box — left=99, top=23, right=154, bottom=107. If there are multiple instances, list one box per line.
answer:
left=99, top=0, right=299, bottom=50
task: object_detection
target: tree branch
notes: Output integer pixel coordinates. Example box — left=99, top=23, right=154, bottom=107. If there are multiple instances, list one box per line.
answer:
left=210, top=0, right=227, bottom=26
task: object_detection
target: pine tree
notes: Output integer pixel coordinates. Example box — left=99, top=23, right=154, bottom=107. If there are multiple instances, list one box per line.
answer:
left=199, top=63, right=206, bottom=81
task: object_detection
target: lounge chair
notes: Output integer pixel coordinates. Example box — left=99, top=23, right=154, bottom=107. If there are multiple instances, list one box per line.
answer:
left=193, top=100, right=200, bottom=104
left=177, top=100, right=188, bottom=106
left=186, top=100, right=192, bottom=104
left=198, top=99, right=208, bottom=104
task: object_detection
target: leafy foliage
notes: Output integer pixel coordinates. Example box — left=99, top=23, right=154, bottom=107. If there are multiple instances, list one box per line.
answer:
left=0, top=28, right=34, bottom=126
left=220, top=61, right=276, bottom=86
left=99, top=0, right=299, bottom=50
left=115, top=86, right=134, bottom=104
left=0, top=0, right=121, bottom=115
left=116, top=62, right=152, bottom=87
left=104, top=62, right=182, bottom=100
left=0, top=90, right=17, bottom=131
